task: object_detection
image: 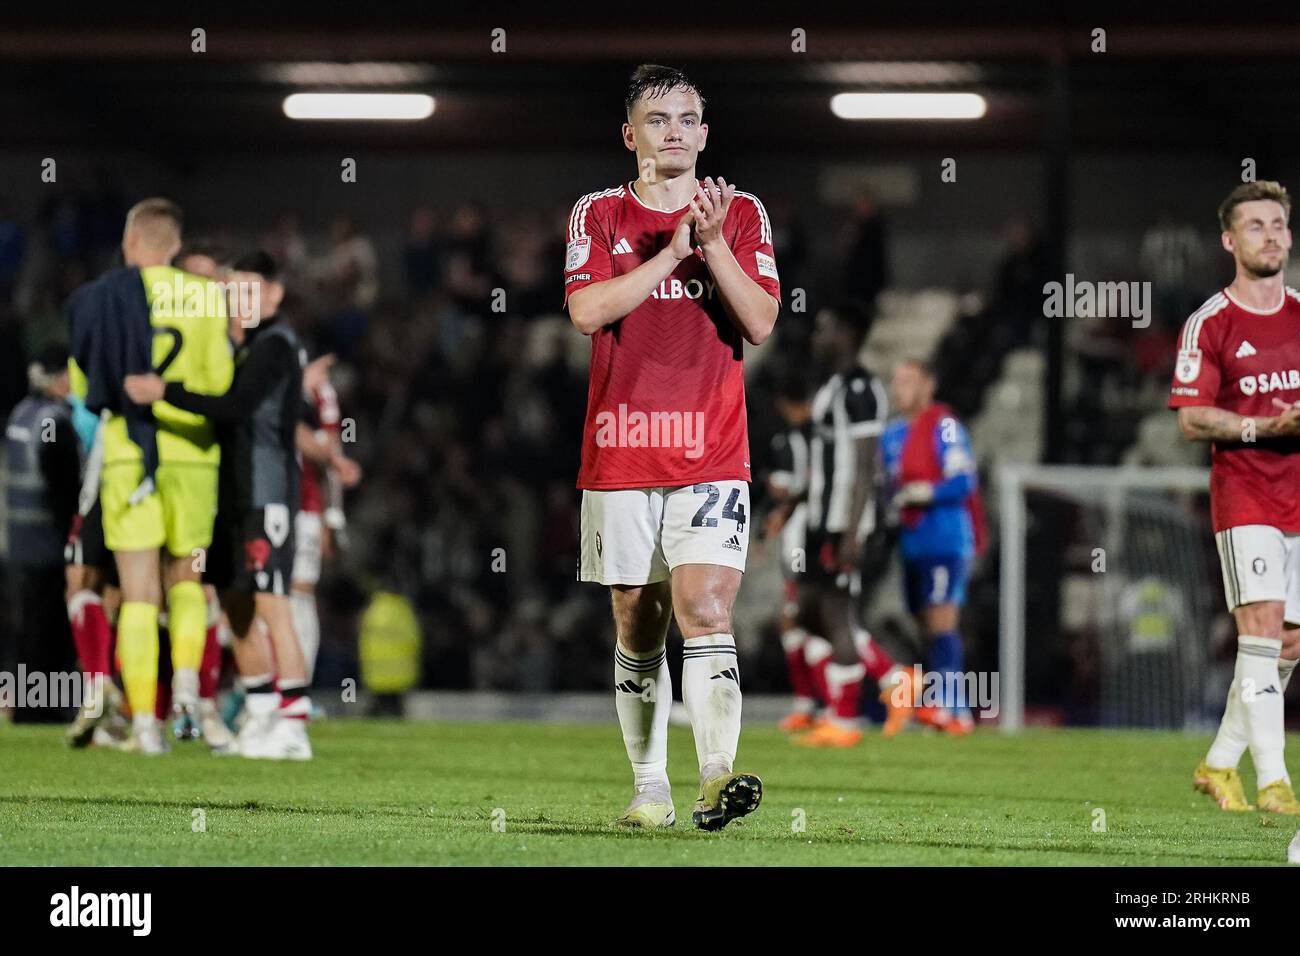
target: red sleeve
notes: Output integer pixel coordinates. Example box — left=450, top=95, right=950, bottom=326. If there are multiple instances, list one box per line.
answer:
left=730, top=193, right=781, bottom=306
left=563, top=192, right=614, bottom=307
left=315, top=380, right=341, bottom=432
left=1168, top=312, right=1221, bottom=408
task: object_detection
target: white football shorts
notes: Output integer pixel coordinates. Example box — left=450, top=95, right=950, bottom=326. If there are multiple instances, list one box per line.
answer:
left=1215, top=524, right=1300, bottom=623
left=579, top=480, right=750, bottom=586
left=292, top=510, right=323, bottom=586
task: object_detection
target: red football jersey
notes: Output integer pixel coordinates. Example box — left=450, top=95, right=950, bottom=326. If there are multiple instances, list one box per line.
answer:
left=299, top=379, right=341, bottom=515
left=1169, top=287, right=1300, bottom=532
left=564, top=181, right=781, bottom=489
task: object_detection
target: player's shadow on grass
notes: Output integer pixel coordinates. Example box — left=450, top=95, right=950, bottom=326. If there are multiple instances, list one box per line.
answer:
left=502, top=820, right=754, bottom=839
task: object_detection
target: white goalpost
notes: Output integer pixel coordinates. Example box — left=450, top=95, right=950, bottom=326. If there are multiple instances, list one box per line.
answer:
left=997, top=464, right=1215, bottom=733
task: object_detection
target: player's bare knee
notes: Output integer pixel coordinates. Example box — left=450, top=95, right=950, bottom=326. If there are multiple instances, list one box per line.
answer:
left=123, top=580, right=162, bottom=606
left=1283, top=625, right=1300, bottom=660
left=103, top=585, right=121, bottom=620
left=671, top=575, right=738, bottom=636
left=165, top=553, right=202, bottom=588
left=611, top=582, right=671, bottom=651
left=64, top=564, right=99, bottom=602
left=923, top=603, right=959, bottom=635
left=816, top=608, right=857, bottom=660
left=673, top=596, right=731, bottom=637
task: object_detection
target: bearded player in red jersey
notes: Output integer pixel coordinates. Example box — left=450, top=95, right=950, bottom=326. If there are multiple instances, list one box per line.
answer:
left=1171, top=181, right=1300, bottom=815
left=565, top=65, right=779, bottom=830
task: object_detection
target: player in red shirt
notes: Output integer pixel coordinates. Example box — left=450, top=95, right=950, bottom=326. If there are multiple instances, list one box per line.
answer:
left=293, top=377, right=359, bottom=685
left=565, top=64, right=779, bottom=830
left=1170, top=181, right=1300, bottom=814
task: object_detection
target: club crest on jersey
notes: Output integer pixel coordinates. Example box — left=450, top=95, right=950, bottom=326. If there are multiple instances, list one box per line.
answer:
left=1175, top=349, right=1201, bottom=384
left=566, top=237, right=591, bottom=271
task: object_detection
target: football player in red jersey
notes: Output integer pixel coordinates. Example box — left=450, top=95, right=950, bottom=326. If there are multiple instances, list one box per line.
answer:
left=1171, top=181, right=1300, bottom=814
left=564, top=64, right=779, bottom=830
left=294, top=375, right=360, bottom=686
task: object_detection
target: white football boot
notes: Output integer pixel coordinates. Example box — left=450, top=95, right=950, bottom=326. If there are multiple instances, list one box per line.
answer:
left=266, top=696, right=313, bottom=761
left=229, top=709, right=279, bottom=759
left=64, top=675, right=119, bottom=748
left=171, top=669, right=202, bottom=741
left=199, top=698, right=235, bottom=753
left=127, top=714, right=171, bottom=755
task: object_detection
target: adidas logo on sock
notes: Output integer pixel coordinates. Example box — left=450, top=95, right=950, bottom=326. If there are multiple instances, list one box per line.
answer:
left=722, top=534, right=742, bottom=552
left=711, top=667, right=739, bottom=683
left=1236, top=340, right=1257, bottom=359
left=615, top=679, right=643, bottom=695
left=612, top=237, right=634, bottom=255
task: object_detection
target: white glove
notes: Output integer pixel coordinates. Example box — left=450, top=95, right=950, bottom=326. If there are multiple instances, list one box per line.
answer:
left=892, top=481, right=935, bottom=509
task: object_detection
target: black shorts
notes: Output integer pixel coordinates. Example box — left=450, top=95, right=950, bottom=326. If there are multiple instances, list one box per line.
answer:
left=207, top=504, right=296, bottom=596
left=64, top=497, right=114, bottom=578
left=800, top=525, right=896, bottom=593
left=800, top=531, right=858, bottom=591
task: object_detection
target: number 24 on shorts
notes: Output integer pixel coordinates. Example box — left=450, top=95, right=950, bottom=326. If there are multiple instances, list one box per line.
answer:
left=691, top=483, right=746, bottom=532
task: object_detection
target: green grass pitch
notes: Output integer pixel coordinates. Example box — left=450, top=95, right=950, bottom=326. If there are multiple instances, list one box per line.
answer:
left=0, top=719, right=1292, bottom=865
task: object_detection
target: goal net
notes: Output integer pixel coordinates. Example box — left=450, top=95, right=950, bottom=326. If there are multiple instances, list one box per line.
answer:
left=997, top=465, right=1225, bottom=732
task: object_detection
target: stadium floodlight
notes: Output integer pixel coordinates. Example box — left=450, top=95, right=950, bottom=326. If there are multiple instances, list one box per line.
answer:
left=830, top=92, right=986, bottom=120
left=282, top=93, right=435, bottom=121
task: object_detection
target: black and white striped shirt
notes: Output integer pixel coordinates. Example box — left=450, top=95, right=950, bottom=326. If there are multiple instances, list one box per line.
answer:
left=806, top=365, right=888, bottom=537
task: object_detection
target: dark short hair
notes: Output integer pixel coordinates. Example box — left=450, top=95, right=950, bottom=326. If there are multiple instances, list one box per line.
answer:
left=231, top=249, right=279, bottom=281
left=34, top=343, right=69, bottom=374
left=625, top=64, right=705, bottom=118
left=774, top=365, right=813, bottom=403
left=824, top=302, right=872, bottom=342
left=1218, top=181, right=1291, bottom=232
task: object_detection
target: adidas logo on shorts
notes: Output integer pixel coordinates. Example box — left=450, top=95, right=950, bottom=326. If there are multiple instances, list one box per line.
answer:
left=722, top=534, right=742, bottom=552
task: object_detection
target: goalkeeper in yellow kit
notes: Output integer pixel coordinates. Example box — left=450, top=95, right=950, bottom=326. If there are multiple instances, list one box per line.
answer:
left=78, top=199, right=233, bottom=753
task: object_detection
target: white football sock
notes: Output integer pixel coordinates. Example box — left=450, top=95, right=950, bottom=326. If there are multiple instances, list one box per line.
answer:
left=779, top=627, right=808, bottom=652
left=1205, top=655, right=1297, bottom=769
left=171, top=667, right=199, bottom=709
left=681, top=633, right=742, bottom=776
left=1238, top=635, right=1288, bottom=787
left=804, top=635, right=833, bottom=669
left=245, top=690, right=281, bottom=717
left=1280, top=656, right=1297, bottom=691
left=825, top=662, right=866, bottom=731
left=614, top=641, right=671, bottom=791
left=291, top=590, right=320, bottom=682
left=1205, top=672, right=1250, bottom=769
